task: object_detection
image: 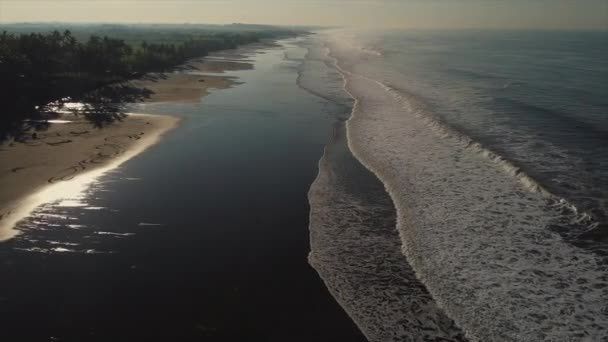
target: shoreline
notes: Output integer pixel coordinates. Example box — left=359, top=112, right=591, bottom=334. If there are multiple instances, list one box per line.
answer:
left=0, top=37, right=369, bottom=341
left=129, top=73, right=241, bottom=103
left=0, top=113, right=179, bottom=241
left=0, top=43, right=260, bottom=241
left=127, top=42, right=262, bottom=103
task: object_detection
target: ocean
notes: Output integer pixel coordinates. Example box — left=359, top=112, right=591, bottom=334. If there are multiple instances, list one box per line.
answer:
left=305, top=29, right=608, bottom=341
left=1, top=29, right=607, bottom=342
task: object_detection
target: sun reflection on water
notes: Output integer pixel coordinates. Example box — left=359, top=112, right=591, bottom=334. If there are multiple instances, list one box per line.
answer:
left=0, top=114, right=168, bottom=242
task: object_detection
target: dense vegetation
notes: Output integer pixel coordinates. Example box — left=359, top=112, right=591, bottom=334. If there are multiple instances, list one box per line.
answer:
left=0, top=24, right=303, bottom=139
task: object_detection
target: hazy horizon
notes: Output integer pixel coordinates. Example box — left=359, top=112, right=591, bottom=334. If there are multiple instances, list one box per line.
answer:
left=1, top=0, right=607, bottom=31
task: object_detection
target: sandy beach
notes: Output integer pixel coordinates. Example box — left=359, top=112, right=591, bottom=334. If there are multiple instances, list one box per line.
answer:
left=129, top=73, right=239, bottom=103
left=0, top=113, right=178, bottom=240
left=187, top=59, right=254, bottom=73
left=0, top=48, right=258, bottom=240
left=129, top=56, right=254, bottom=103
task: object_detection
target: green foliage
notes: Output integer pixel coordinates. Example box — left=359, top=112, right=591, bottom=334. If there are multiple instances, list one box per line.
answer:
left=0, top=26, right=303, bottom=132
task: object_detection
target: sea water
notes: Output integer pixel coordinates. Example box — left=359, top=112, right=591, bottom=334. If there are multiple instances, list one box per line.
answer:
left=302, top=36, right=467, bottom=341
left=307, top=29, right=608, bottom=341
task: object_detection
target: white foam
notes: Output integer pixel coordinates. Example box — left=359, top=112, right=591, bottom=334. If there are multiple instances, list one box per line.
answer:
left=302, top=36, right=465, bottom=341
left=324, top=32, right=608, bottom=341
left=309, top=124, right=465, bottom=341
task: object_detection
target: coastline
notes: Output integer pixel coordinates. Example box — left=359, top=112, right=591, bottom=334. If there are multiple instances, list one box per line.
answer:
left=0, top=113, right=179, bottom=241
left=126, top=47, right=256, bottom=103
left=129, top=73, right=240, bottom=103
left=0, top=37, right=369, bottom=341
left=0, top=45, right=256, bottom=241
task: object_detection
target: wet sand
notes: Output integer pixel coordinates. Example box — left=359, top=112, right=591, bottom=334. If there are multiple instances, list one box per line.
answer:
left=129, top=73, right=239, bottom=103
left=186, top=59, right=254, bottom=73
left=0, top=113, right=178, bottom=241
left=129, top=50, right=256, bottom=103
left=0, top=48, right=255, bottom=240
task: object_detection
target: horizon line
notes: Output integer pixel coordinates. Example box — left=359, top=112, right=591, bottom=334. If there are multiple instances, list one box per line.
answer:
left=1, top=21, right=607, bottom=32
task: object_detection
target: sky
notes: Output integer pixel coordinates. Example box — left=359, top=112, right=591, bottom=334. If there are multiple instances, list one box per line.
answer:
left=0, top=0, right=606, bottom=30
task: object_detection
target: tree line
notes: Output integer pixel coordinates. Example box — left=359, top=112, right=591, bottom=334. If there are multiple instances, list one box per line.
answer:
left=0, top=29, right=283, bottom=126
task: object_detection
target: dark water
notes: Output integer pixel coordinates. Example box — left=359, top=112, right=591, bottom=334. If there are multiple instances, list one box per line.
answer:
left=0, top=39, right=366, bottom=341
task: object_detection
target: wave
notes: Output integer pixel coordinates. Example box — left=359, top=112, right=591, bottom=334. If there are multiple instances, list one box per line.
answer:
left=299, top=36, right=467, bottom=341
left=308, top=122, right=466, bottom=342
left=324, top=33, right=608, bottom=341
left=327, top=40, right=599, bottom=242
left=377, top=82, right=599, bottom=240
left=293, top=37, right=353, bottom=119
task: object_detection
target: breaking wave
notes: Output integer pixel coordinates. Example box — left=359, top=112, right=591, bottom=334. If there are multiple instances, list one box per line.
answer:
left=308, top=122, right=466, bottom=341
left=299, top=35, right=467, bottom=341
left=323, top=32, right=608, bottom=341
